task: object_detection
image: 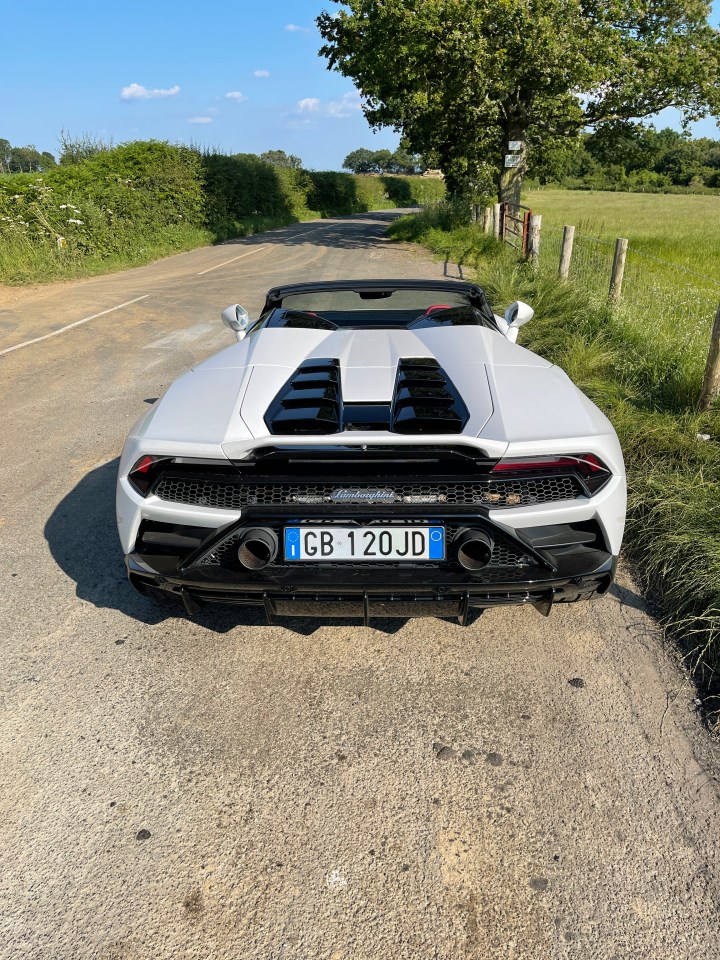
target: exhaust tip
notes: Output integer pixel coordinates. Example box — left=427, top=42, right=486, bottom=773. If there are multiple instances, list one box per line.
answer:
left=454, top=528, right=493, bottom=571
left=236, top=528, right=278, bottom=570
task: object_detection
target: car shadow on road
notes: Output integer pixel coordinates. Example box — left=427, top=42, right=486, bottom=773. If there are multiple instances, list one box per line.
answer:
left=44, top=459, right=407, bottom=635
left=608, top=581, right=647, bottom=613
left=222, top=210, right=409, bottom=251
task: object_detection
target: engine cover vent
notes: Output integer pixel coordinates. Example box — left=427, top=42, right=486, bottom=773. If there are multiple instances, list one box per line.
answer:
left=264, top=357, right=470, bottom=436
left=264, top=358, right=341, bottom=435
left=391, top=358, right=469, bottom=434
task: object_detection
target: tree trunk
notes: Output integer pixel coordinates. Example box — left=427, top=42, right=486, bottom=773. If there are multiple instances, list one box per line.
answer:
left=497, top=121, right=528, bottom=205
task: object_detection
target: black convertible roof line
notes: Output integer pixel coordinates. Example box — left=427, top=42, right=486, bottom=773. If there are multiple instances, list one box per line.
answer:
left=263, top=278, right=492, bottom=314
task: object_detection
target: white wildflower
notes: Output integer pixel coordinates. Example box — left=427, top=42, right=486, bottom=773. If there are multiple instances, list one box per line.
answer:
left=66, top=218, right=84, bottom=225
left=59, top=204, right=68, bottom=209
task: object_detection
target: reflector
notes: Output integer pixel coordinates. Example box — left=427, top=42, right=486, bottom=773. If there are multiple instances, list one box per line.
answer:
left=128, top=455, right=169, bottom=495
left=491, top=454, right=611, bottom=494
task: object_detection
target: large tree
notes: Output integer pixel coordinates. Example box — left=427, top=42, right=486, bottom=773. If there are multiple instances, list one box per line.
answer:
left=317, top=0, right=720, bottom=201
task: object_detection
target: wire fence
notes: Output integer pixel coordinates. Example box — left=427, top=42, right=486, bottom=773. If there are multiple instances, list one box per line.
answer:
left=538, top=223, right=720, bottom=401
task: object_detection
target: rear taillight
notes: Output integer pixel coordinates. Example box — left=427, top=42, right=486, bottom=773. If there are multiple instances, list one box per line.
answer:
left=128, top=455, right=170, bottom=496
left=492, top=454, right=611, bottom=494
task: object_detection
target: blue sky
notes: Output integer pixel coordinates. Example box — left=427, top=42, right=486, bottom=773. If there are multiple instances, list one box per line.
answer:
left=1, top=0, right=719, bottom=170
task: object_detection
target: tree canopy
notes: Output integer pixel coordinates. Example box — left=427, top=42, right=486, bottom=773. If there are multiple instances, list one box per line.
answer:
left=342, top=146, right=424, bottom=174
left=318, top=0, right=720, bottom=201
left=259, top=149, right=303, bottom=170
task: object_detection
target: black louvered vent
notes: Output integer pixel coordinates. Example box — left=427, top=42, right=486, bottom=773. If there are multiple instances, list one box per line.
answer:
left=264, top=358, right=341, bottom=435
left=391, top=358, right=469, bottom=434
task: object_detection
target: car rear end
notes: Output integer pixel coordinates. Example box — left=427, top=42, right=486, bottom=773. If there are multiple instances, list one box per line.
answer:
left=120, top=439, right=623, bottom=624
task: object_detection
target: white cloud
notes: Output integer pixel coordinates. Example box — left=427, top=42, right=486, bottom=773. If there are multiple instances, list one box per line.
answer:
left=285, top=23, right=310, bottom=32
left=254, top=69, right=270, bottom=78
left=326, top=91, right=363, bottom=118
left=298, top=97, right=321, bottom=112
left=188, top=116, right=213, bottom=124
left=120, top=82, right=180, bottom=101
left=225, top=91, right=248, bottom=102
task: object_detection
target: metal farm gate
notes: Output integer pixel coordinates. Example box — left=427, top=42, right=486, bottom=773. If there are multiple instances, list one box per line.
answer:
left=500, top=202, right=532, bottom=256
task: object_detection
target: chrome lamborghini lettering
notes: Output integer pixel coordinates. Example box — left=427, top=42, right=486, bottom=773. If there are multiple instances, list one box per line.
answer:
left=330, top=488, right=397, bottom=503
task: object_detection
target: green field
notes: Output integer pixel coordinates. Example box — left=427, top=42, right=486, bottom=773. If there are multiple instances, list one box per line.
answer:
left=524, top=188, right=720, bottom=284
left=390, top=204, right=720, bottom=693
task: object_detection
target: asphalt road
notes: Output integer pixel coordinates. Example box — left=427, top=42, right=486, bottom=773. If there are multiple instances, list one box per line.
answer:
left=1, top=212, right=719, bottom=960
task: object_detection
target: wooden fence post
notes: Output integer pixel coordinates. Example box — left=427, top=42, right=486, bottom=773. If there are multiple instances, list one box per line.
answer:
left=609, top=238, right=629, bottom=302
left=699, top=303, right=720, bottom=410
left=558, top=225, right=575, bottom=281
left=493, top=202, right=501, bottom=240
left=483, top=206, right=492, bottom=234
left=528, top=214, right=542, bottom=268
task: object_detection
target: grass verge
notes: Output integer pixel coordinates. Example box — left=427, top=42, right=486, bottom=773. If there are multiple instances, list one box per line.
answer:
left=390, top=208, right=720, bottom=715
left=522, top=188, right=720, bottom=283
left=0, top=217, right=302, bottom=285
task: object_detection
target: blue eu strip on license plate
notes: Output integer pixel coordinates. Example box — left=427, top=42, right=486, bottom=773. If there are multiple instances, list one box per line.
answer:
left=284, top=525, right=445, bottom=562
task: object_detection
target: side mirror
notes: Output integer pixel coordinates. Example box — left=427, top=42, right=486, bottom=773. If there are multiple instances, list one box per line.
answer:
left=221, top=304, right=251, bottom=341
left=503, top=300, right=534, bottom=342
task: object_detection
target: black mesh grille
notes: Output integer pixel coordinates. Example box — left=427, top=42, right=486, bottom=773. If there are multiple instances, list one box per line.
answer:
left=154, top=475, right=580, bottom=510
left=197, top=525, right=532, bottom=571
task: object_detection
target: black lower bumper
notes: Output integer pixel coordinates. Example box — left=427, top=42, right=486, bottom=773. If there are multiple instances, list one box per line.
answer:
left=126, top=550, right=616, bottom=624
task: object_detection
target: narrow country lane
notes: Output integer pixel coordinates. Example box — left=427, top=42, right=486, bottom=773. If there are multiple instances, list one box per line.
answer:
left=1, top=212, right=719, bottom=960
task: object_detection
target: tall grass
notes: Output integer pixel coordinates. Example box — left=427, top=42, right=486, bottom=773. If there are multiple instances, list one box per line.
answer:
left=524, top=188, right=720, bottom=283
left=390, top=206, right=720, bottom=707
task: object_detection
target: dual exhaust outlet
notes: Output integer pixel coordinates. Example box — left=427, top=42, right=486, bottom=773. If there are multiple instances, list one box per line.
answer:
left=236, top=528, right=279, bottom=570
left=453, top=528, right=494, bottom=571
left=234, top=525, right=494, bottom=572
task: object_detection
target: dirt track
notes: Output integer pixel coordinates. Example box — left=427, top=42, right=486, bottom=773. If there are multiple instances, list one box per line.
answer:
left=1, top=212, right=719, bottom=959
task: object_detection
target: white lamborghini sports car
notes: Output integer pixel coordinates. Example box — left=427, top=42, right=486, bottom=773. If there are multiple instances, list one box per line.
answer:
left=116, top=280, right=626, bottom=624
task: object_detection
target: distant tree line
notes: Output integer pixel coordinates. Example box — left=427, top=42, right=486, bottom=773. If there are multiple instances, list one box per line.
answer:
left=342, top=146, right=426, bottom=175
left=531, top=125, right=720, bottom=192
left=0, top=139, right=56, bottom=173
left=1, top=131, right=117, bottom=173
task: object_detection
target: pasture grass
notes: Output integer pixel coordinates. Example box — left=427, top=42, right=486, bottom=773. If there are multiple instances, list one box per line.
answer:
left=390, top=208, right=720, bottom=707
left=524, top=188, right=720, bottom=289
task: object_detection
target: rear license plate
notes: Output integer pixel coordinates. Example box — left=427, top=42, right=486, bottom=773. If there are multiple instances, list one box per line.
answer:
left=284, top=525, right=445, bottom=562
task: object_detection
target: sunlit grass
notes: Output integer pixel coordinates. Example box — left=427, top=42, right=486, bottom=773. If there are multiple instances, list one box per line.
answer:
left=390, top=206, right=720, bottom=691
left=524, top=188, right=720, bottom=286
left=0, top=224, right=215, bottom=285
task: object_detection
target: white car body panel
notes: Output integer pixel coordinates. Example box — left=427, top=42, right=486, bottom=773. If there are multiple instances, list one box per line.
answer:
left=116, top=280, right=626, bottom=618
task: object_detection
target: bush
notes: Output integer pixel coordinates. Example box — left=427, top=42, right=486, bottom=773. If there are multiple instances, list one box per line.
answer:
left=0, top=142, right=446, bottom=283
